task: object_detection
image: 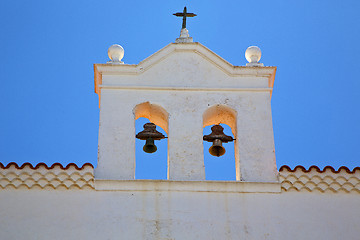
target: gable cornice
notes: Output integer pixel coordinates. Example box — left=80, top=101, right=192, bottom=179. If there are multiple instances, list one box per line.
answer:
left=94, top=42, right=277, bottom=106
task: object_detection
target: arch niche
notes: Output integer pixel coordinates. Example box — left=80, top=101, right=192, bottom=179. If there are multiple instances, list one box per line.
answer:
left=203, top=104, right=240, bottom=181
left=134, top=102, right=168, bottom=134
left=133, top=102, right=169, bottom=179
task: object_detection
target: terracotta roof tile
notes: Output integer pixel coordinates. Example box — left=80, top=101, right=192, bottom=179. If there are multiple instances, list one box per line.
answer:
left=0, top=162, right=94, bottom=170
left=279, top=165, right=360, bottom=174
left=0, top=162, right=94, bottom=190
left=279, top=165, right=360, bottom=193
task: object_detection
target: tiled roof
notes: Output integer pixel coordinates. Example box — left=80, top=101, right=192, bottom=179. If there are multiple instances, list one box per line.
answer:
left=0, top=162, right=94, bottom=170
left=0, top=162, right=94, bottom=190
left=279, top=165, right=360, bottom=174
left=2, top=162, right=360, bottom=193
left=279, top=165, right=360, bottom=193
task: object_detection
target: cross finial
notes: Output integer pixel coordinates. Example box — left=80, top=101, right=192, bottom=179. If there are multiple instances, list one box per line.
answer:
left=173, top=6, right=197, bottom=29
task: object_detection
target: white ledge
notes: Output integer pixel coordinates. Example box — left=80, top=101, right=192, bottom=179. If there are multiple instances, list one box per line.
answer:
left=94, top=179, right=281, bottom=193
left=99, top=85, right=273, bottom=92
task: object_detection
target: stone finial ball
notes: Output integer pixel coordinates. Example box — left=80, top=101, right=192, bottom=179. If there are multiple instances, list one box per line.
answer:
left=245, top=46, right=262, bottom=63
left=108, top=44, right=124, bottom=62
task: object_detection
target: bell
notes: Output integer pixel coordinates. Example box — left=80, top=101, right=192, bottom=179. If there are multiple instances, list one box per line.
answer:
left=209, top=139, right=226, bottom=157
left=203, top=124, right=234, bottom=157
left=143, top=138, right=157, bottom=153
left=136, top=123, right=165, bottom=154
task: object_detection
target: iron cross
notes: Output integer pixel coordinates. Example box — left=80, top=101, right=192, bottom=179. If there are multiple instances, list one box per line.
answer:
left=173, top=7, right=197, bottom=29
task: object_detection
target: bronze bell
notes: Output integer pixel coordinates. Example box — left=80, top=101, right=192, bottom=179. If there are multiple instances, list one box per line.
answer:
left=203, top=125, right=234, bottom=157
left=136, top=123, right=165, bottom=153
left=143, top=138, right=157, bottom=153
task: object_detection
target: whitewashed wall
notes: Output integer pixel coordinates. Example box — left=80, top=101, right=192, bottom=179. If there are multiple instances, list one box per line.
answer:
left=0, top=188, right=359, bottom=240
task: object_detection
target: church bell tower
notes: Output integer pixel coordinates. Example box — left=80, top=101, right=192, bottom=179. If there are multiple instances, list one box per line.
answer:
left=93, top=8, right=278, bottom=182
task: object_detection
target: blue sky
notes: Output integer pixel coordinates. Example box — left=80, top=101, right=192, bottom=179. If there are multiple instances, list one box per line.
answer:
left=1, top=0, right=359, bottom=179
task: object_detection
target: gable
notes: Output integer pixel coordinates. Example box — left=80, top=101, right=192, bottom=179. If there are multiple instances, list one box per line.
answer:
left=94, top=43, right=276, bottom=92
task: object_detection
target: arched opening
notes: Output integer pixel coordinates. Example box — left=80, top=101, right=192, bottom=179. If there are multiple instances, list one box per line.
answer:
left=203, top=105, right=239, bottom=181
left=134, top=102, right=168, bottom=180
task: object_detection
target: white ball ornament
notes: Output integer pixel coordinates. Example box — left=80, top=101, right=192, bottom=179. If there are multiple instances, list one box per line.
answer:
left=245, top=46, right=262, bottom=63
left=108, top=44, right=124, bottom=64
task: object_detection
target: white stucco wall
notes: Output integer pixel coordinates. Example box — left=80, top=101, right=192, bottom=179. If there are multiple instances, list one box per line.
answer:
left=1, top=187, right=359, bottom=240
left=1, top=165, right=359, bottom=240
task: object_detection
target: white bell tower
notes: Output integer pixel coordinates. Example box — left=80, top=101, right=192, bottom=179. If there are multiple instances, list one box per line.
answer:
left=94, top=40, right=278, bottom=182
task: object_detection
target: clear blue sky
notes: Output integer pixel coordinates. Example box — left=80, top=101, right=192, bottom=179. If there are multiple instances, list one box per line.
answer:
left=1, top=0, right=359, bottom=179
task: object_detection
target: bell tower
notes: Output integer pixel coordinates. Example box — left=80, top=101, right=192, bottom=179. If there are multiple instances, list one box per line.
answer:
left=94, top=15, right=277, bottom=182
